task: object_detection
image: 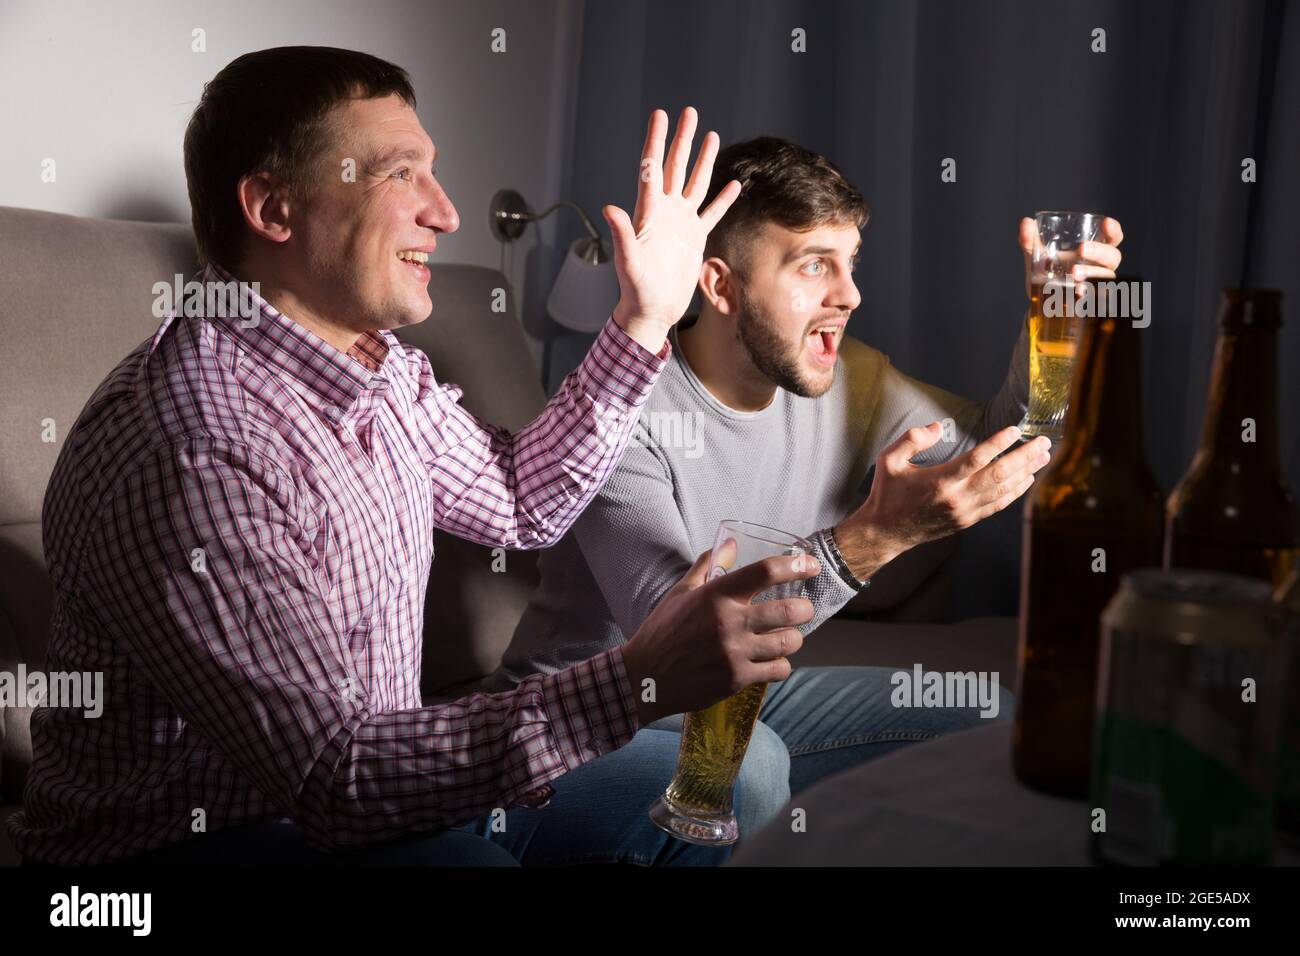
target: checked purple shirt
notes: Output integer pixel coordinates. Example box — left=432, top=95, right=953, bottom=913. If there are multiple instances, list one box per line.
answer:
left=9, top=263, right=667, bottom=865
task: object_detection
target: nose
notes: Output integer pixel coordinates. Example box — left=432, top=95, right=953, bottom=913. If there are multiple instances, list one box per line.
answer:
left=829, top=266, right=861, bottom=314
left=418, top=176, right=460, bottom=235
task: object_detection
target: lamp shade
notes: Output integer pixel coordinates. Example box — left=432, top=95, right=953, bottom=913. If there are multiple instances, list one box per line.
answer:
left=547, top=238, right=620, bottom=333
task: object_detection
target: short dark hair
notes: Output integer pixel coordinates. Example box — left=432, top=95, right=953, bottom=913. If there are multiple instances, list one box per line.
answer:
left=183, top=46, right=416, bottom=269
left=702, top=136, right=868, bottom=275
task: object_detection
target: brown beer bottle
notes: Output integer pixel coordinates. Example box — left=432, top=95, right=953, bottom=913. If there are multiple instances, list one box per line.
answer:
left=1165, top=290, right=1300, bottom=588
left=1014, top=284, right=1165, bottom=797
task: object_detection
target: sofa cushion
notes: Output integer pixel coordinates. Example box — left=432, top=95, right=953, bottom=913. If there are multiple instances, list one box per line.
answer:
left=0, top=207, right=198, bottom=528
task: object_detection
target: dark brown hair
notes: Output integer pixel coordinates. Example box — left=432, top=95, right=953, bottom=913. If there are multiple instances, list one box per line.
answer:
left=702, top=136, right=868, bottom=275
left=183, top=46, right=416, bottom=268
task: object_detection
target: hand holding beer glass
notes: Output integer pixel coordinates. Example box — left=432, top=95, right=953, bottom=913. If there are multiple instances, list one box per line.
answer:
left=1019, top=211, right=1105, bottom=441
left=648, top=520, right=813, bottom=845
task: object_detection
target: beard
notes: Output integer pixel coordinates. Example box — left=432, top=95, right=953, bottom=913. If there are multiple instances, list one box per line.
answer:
left=734, top=286, right=836, bottom=399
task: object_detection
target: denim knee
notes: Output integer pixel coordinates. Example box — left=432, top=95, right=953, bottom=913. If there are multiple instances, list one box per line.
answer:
left=733, top=719, right=791, bottom=839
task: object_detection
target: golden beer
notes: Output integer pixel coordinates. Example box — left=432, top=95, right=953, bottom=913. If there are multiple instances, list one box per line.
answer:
left=664, top=682, right=769, bottom=814
left=1021, top=281, right=1082, bottom=440
left=648, top=519, right=812, bottom=845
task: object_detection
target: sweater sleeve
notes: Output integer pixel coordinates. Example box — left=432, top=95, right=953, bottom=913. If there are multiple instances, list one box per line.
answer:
left=865, top=309, right=1031, bottom=467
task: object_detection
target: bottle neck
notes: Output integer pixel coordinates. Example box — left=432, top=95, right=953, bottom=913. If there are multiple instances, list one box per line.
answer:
left=1197, top=324, right=1282, bottom=463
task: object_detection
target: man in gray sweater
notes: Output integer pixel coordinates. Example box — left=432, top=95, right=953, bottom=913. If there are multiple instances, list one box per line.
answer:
left=490, top=137, right=1124, bottom=832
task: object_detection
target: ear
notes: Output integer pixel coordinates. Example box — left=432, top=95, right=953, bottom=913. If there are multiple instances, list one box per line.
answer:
left=699, top=257, right=740, bottom=317
left=236, top=171, right=294, bottom=246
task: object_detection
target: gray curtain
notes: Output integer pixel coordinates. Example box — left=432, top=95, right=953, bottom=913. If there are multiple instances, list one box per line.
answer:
left=545, top=0, right=1300, bottom=617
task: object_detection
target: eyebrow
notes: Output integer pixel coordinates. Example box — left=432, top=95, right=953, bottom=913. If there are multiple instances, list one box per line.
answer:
left=784, top=243, right=862, bottom=263
left=369, top=143, right=438, bottom=169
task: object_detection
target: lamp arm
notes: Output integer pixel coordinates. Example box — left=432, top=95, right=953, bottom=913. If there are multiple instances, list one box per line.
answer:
left=530, top=200, right=603, bottom=243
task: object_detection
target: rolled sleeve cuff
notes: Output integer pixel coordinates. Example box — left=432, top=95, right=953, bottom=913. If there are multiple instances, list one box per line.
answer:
left=574, top=317, right=670, bottom=411
left=539, top=647, right=640, bottom=775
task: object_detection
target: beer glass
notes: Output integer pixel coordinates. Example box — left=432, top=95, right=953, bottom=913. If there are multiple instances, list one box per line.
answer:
left=1018, top=210, right=1104, bottom=441
left=648, top=520, right=813, bottom=846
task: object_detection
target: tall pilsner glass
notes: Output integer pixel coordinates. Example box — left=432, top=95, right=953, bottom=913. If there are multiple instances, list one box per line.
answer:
left=647, top=520, right=813, bottom=846
left=1018, top=210, right=1104, bottom=441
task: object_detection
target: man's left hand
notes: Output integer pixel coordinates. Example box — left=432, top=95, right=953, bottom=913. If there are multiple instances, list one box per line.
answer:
left=606, top=107, right=741, bottom=354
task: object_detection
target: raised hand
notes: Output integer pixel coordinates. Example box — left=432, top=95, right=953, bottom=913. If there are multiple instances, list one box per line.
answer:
left=833, top=423, right=1054, bottom=580
left=605, top=107, right=742, bottom=354
left=1019, top=216, right=1125, bottom=299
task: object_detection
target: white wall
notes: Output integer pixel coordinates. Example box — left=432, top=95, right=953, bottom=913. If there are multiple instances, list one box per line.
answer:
left=0, top=0, right=585, bottom=357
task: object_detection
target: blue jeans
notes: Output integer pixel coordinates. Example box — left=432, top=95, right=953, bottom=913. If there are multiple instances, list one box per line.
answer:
left=761, top=665, right=1014, bottom=797
left=453, top=664, right=1012, bottom=863
left=99, top=718, right=787, bottom=867
left=103, top=666, right=1010, bottom=866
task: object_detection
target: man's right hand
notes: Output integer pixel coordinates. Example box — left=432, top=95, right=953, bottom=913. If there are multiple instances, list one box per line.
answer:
left=833, top=423, right=1053, bottom=581
left=619, top=550, right=820, bottom=726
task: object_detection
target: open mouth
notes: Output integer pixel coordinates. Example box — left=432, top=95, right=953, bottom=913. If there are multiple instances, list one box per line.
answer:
left=805, top=323, right=843, bottom=368
left=397, top=249, right=430, bottom=280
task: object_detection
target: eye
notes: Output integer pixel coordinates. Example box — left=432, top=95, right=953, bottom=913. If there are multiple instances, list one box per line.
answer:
left=392, top=168, right=411, bottom=181
left=800, top=259, right=825, bottom=276
left=849, top=255, right=860, bottom=272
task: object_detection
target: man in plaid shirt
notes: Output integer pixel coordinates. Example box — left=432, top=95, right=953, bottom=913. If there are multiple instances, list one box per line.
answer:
left=10, top=47, right=821, bottom=866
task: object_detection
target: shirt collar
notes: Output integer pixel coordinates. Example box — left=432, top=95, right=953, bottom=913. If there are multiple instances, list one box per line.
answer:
left=197, top=262, right=392, bottom=423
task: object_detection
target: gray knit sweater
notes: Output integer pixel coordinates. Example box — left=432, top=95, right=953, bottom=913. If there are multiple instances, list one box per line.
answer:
left=483, top=315, right=1029, bottom=689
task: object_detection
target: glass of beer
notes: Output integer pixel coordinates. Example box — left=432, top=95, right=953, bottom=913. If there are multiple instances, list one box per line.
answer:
left=648, top=520, right=813, bottom=846
left=1018, top=210, right=1104, bottom=441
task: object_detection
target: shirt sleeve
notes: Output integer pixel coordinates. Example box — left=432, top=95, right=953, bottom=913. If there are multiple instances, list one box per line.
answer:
left=570, top=421, right=860, bottom=643
left=867, top=309, right=1031, bottom=468
left=411, top=317, right=669, bottom=550
left=80, top=438, right=641, bottom=851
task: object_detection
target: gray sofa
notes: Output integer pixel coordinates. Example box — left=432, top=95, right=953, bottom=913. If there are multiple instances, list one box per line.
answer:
left=0, top=205, right=1013, bottom=865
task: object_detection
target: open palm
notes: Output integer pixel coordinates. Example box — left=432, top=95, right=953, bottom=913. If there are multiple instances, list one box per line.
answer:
left=605, top=107, right=741, bottom=351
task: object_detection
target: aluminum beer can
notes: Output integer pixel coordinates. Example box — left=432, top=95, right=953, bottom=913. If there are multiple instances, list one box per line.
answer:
left=1091, top=568, right=1285, bottom=865
left=1274, top=569, right=1300, bottom=846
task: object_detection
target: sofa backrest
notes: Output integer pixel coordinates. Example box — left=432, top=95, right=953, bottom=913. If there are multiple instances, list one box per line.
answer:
left=0, top=205, right=543, bottom=800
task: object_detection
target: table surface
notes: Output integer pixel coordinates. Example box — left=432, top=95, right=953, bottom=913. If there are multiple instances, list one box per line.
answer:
left=728, top=722, right=1300, bottom=866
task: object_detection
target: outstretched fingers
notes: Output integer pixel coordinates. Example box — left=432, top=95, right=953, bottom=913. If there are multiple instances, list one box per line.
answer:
left=663, top=106, right=698, bottom=196
left=699, top=178, right=742, bottom=232
left=632, top=109, right=668, bottom=228
left=684, top=129, right=720, bottom=207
